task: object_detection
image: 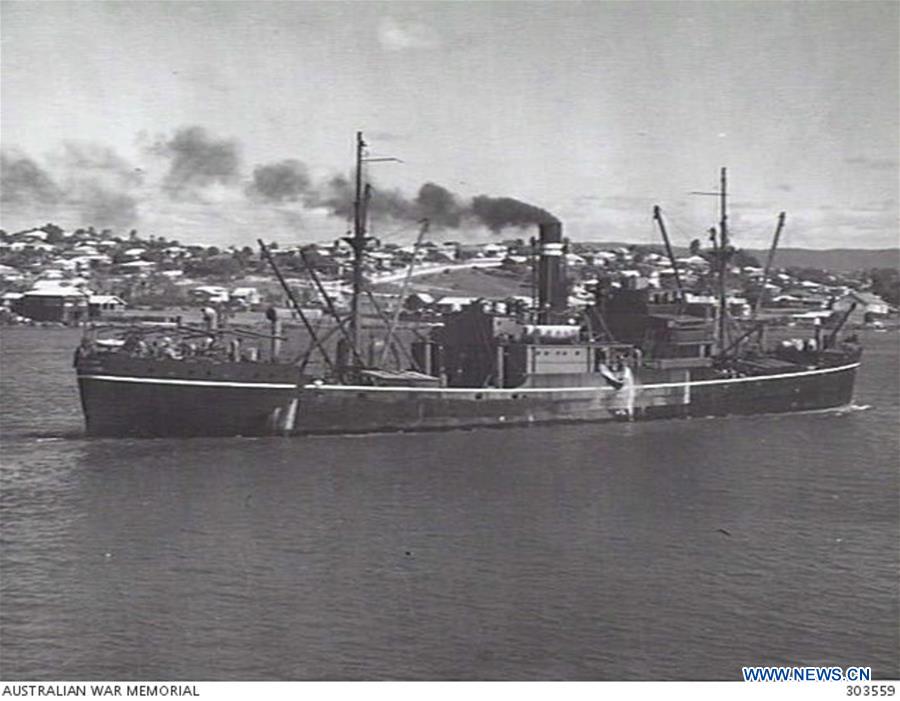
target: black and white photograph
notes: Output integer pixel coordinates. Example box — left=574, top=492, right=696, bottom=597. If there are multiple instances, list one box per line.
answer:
left=1, top=0, right=898, bottom=690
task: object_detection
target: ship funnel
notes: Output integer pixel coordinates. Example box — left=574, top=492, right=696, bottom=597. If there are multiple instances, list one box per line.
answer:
left=537, top=221, right=567, bottom=322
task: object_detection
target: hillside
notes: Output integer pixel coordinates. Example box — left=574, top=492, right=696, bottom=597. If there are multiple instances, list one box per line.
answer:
left=583, top=242, right=900, bottom=271
left=371, top=267, right=530, bottom=299
left=743, top=248, right=900, bottom=271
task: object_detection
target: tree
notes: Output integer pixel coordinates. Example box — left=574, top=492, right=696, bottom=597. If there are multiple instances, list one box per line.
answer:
left=732, top=249, right=761, bottom=269
left=111, top=249, right=131, bottom=265
left=185, top=254, right=242, bottom=279
left=870, top=268, right=900, bottom=306
left=41, top=223, right=65, bottom=244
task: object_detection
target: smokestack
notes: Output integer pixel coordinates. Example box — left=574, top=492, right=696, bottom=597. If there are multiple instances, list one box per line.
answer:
left=537, top=221, right=567, bottom=322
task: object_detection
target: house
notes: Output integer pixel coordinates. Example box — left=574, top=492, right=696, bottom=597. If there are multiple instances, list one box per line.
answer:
left=230, top=287, right=262, bottom=309
left=773, top=290, right=829, bottom=309
left=118, top=260, right=156, bottom=274
left=13, top=285, right=90, bottom=324
left=678, top=255, right=710, bottom=270
left=71, top=244, right=100, bottom=256
left=190, top=285, right=230, bottom=304
left=455, top=244, right=484, bottom=260
left=481, top=243, right=508, bottom=258
left=791, top=309, right=835, bottom=326
left=1, top=291, right=24, bottom=309
left=403, top=292, right=435, bottom=312
left=728, top=296, right=751, bottom=318
left=425, top=248, right=455, bottom=263
left=506, top=295, right=534, bottom=311
left=833, top=291, right=891, bottom=325
left=88, top=294, right=127, bottom=319
left=69, top=254, right=112, bottom=273
left=9, top=241, right=54, bottom=253
left=367, top=251, right=396, bottom=270
left=435, top=296, right=479, bottom=313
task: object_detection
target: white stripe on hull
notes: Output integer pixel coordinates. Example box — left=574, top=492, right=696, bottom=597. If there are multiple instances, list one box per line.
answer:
left=303, top=362, right=860, bottom=395
left=78, top=374, right=297, bottom=389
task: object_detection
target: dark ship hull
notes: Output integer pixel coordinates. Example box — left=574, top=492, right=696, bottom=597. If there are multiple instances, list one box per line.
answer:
left=76, top=351, right=859, bottom=437
left=76, top=354, right=302, bottom=437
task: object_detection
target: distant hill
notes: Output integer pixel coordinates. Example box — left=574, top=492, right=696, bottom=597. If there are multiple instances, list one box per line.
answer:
left=743, top=248, right=900, bottom=272
left=582, top=242, right=900, bottom=271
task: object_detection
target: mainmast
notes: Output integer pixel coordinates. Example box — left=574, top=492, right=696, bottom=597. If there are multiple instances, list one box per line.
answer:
left=344, top=132, right=400, bottom=372
left=690, top=167, right=732, bottom=353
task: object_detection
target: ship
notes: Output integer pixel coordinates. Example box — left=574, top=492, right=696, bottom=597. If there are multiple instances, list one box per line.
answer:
left=75, top=133, right=862, bottom=437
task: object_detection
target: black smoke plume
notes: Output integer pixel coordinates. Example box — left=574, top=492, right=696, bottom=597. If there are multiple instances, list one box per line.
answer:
left=155, top=126, right=240, bottom=197
left=247, top=140, right=556, bottom=232
left=287, top=171, right=553, bottom=233
left=59, top=142, right=144, bottom=186
left=76, top=183, right=139, bottom=229
left=470, top=195, right=558, bottom=232
left=315, top=174, right=354, bottom=219
left=0, top=153, right=64, bottom=204
left=1, top=146, right=140, bottom=228
left=415, top=182, right=463, bottom=228
left=247, top=159, right=311, bottom=202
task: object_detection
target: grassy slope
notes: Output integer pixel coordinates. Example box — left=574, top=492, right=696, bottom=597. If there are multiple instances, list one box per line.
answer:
left=370, top=267, right=531, bottom=299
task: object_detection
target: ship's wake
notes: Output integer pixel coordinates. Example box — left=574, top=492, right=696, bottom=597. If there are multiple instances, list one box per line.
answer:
left=832, top=403, right=873, bottom=414
left=22, top=430, right=86, bottom=442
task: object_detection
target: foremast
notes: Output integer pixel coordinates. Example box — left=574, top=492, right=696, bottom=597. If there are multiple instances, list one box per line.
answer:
left=347, top=131, right=369, bottom=362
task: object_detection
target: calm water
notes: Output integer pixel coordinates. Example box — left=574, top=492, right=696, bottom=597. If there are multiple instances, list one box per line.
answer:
left=1, top=327, right=897, bottom=680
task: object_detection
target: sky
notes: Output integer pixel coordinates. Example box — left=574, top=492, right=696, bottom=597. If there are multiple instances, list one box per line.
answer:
left=1, top=0, right=898, bottom=249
